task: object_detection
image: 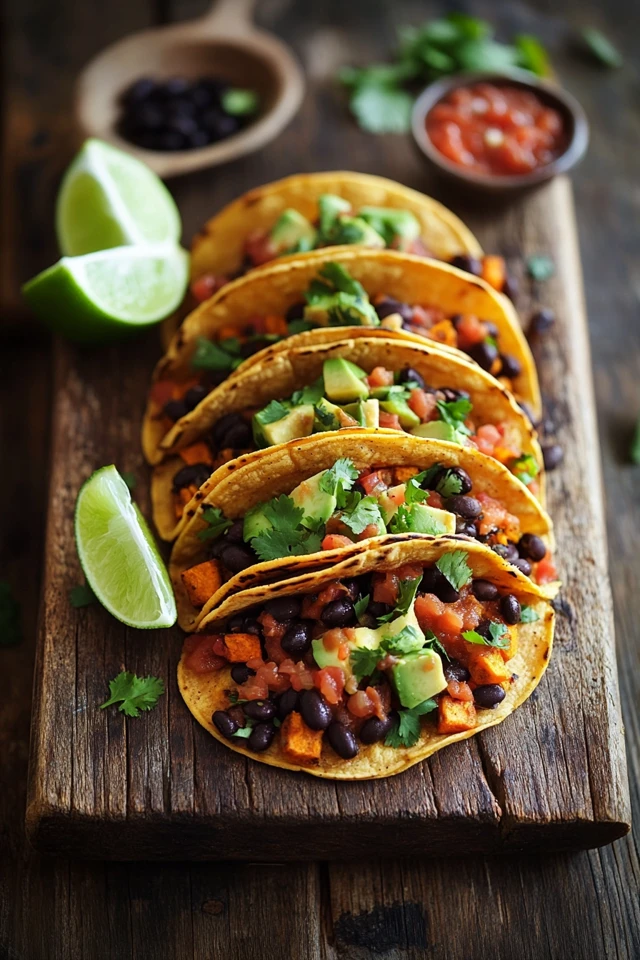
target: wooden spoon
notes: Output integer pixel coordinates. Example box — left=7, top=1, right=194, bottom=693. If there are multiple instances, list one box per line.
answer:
left=75, top=0, right=305, bottom=179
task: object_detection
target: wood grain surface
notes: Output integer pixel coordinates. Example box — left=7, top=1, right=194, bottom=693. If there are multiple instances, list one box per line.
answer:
left=2, top=0, right=639, bottom=957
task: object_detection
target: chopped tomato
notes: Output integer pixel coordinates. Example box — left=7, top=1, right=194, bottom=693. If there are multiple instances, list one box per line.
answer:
left=379, top=411, right=402, bottom=430
left=302, top=581, right=345, bottom=619
left=386, top=485, right=406, bottom=506
left=365, top=685, right=386, bottom=720
left=240, top=660, right=290, bottom=698
left=407, top=237, right=432, bottom=257
left=396, top=563, right=424, bottom=581
left=447, top=679, right=474, bottom=702
left=475, top=492, right=520, bottom=540
left=358, top=523, right=383, bottom=541
left=438, top=609, right=464, bottom=634
left=183, top=635, right=227, bottom=674
left=279, top=659, right=315, bottom=691
left=534, top=554, right=558, bottom=584
left=408, top=387, right=436, bottom=422
left=150, top=379, right=177, bottom=407
left=347, top=689, right=376, bottom=718
left=425, top=490, right=444, bottom=510
left=322, top=534, right=353, bottom=551
left=360, top=471, right=388, bottom=496
left=314, top=666, right=345, bottom=705
left=366, top=366, right=394, bottom=388
left=190, top=274, right=227, bottom=303
left=454, top=314, right=487, bottom=349
left=474, top=423, right=501, bottom=456
left=245, top=230, right=278, bottom=266
left=373, top=571, right=399, bottom=605
left=411, top=305, right=443, bottom=329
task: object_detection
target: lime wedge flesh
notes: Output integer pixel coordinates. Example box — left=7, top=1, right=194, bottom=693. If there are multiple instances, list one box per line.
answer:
left=56, top=138, right=181, bottom=256
left=22, top=243, right=189, bottom=343
left=75, top=466, right=176, bottom=629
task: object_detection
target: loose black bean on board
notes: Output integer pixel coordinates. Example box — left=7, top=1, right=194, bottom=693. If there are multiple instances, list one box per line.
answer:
left=299, top=689, right=332, bottom=731
left=542, top=444, right=564, bottom=471
left=326, top=722, right=359, bottom=759
left=529, top=308, right=555, bottom=335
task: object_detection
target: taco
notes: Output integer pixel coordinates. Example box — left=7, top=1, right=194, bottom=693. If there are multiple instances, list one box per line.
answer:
left=151, top=332, right=544, bottom=541
left=169, top=431, right=557, bottom=633
left=144, top=251, right=539, bottom=465
left=178, top=535, right=554, bottom=779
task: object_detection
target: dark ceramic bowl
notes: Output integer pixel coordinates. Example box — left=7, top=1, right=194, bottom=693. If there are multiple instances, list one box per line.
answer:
left=411, top=70, right=589, bottom=194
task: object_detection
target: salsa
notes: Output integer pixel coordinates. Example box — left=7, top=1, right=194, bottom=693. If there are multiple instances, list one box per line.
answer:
left=426, top=82, right=568, bottom=177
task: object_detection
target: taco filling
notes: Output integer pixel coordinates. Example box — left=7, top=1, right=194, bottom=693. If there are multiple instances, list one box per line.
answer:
left=182, top=551, right=542, bottom=764
left=189, top=194, right=512, bottom=302
left=179, top=457, right=556, bottom=612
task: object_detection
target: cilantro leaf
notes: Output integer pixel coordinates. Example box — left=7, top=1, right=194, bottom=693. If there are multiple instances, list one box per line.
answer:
left=354, top=593, right=370, bottom=623
left=262, top=494, right=305, bottom=531
left=412, top=464, right=443, bottom=491
left=251, top=527, right=322, bottom=562
left=581, top=28, right=623, bottom=69
left=377, top=577, right=421, bottom=622
left=319, top=458, right=359, bottom=498
left=70, top=583, right=97, bottom=608
left=436, top=551, right=472, bottom=592
left=314, top=403, right=340, bottom=431
left=197, top=506, right=233, bottom=542
left=630, top=416, right=640, bottom=464
left=527, top=255, right=555, bottom=282
left=255, top=400, right=290, bottom=425
left=318, top=263, right=368, bottom=298
left=341, top=496, right=383, bottom=535
left=100, top=671, right=165, bottom=718
left=384, top=699, right=437, bottom=748
left=291, top=379, right=325, bottom=406
left=350, top=83, right=414, bottom=135
left=288, top=319, right=315, bottom=335
left=0, top=580, right=22, bottom=647
left=520, top=605, right=540, bottom=623
left=462, top=621, right=509, bottom=649
left=388, top=504, right=413, bottom=534
left=511, top=453, right=540, bottom=486
left=435, top=470, right=463, bottom=498
left=389, top=504, right=446, bottom=536
left=404, top=476, right=431, bottom=505
left=436, top=398, right=472, bottom=434
left=384, top=624, right=425, bottom=656
left=423, top=630, right=450, bottom=662
left=351, top=646, right=381, bottom=682
left=191, top=336, right=241, bottom=372
left=515, top=34, right=549, bottom=76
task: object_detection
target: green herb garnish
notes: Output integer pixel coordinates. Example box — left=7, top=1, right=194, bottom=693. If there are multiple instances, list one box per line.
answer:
left=100, top=671, right=165, bottom=718
left=436, top=550, right=473, bottom=592
left=527, top=255, right=555, bottom=282
left=354, top=593, right=370, bottom=623
left=511, top=453, right=540, bottom=486
left=341, top=496, right=383, bottom=536
left=191, top=336, right=241, bottom=371
left=197, top=506, right=234, bottom=542
left=256, top=400, right=290, bottom=425
left=581, top=28, right=623, bottom=68
left=520, top=605, right=540, bottom=623
left=385, top=699, right=438, bottom=748
left=630, top=416, right=640, bottom=464
left=462, top=621, right=509, bottom=649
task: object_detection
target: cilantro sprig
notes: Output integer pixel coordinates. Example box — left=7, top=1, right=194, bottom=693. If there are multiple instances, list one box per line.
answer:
left=385, top=699, right=437, bottom=748
left=100, top=671, right=165, bottom=718
left=341, top=495, right=383, bottom=535
left=511, top=453, right=540, bottom=486
left=377, top=577, right=422, bottom=622
left=249, top=495, right=322, bottom=562
left=436, top=398, right=472, bottom=435
left=191, top=336, right=243, bottom=372
left=520, top=605, right=540, bottom=623
left=462, top=621, right=509, bottom=649
left=197, top=506, right=234, bottom=542
left=255, top=400, right=290, bottom=425
left=436, top=551, right=473, bottom=592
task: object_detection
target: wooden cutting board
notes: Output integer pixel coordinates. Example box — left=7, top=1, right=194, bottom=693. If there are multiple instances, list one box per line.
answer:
left=26, top=175, right=630, bottom=860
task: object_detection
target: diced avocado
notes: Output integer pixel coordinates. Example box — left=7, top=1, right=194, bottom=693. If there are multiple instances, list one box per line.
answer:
left=358, top=206, right=421, bottom=244
left=255, top=404, right=315, bottom=447
left=411, top=421, right=464, bottom=444
left=343, top=398, right=380, bottom=428
left=408, top=503, right=456, bottom=535
left=380, top=396, right=420, bottom=429
left=332, top=215, right=386, bottom=248
left=270, top=209, right=317, bottom=253
left=290, top=471, right=337, bottom=527
left=313, top=397, right=343, bottom=431
left=243, top=503, right=273, bottom=541
left=318, top=194, right=351, bottom=235
left=323, top=357, right=369, bottom=403
left=392, top=651, right=447, bottom=709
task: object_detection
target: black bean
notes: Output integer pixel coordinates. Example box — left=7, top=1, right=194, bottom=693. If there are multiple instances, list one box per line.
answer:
left=227, top=613, right=246, bottom=633
left=542, top=444, right=564, bottom=471
left=226, top=520, right=245, bottom=542
left=502, top=275, right=519, bottom=301
left=326, top=722, right=359, bottom=759
left=398, top=367, right=426, bottom=390
left=444, top=659, right=471, bottom=683
left=342, top=579, right=361, bottom=601
left=221, top=543, right=256, bottom=574
left=420, top=567, right=460, bottom=603
left=446, top=494, right=482, bottom=519
left=239, top=338, right=270, bottom=359
left=512, top=557, right=532, bottom=577
left=242, top=618, right=263, bottom=637
left=450, top=254, right=482, bottom=277
left=277, top=688, right=299, bottom=720
left=163, top=398, right=188, bottom=421
left=243, top=699, right=276, bottom=722
left=368, top=600, right=390, bottom=620
left=172, top=462, right=211, bottom=491
left=529, top=308, right=555, bottom=335
left=208, top=536, right=227, bottom=560
left=468, top=340, right=499, bottom=371
left=321, top=597, right=356, bottom=627
left=351, top=481, right=366, bottom=498
left=248, top=722, right=276, bottom=753
left=121, top=77, right=157, bottom=105
left=360, top=713, right=395, bottom=744
left=212, top=710, right=239, bottom=739
left=299, top=690, right=332, bottom=731
left=230, top=663, right=254, bottom=684
left=474, top=618, right=492, bottom=639
left=474, top=684, right=506, bottom=708
left=440, top=581, right=462, bottom=603
left=499, top=354, right=521, bottom=379
left=286, top=301, right=305, bottom=323
left=439, top=466, right=472, bottom=495
left=223, top=421, right=252, bottom=449
left=189, top=130, right=212, bottom=149
left=484, top=321, right=499, bottom=339
left=212, top=411, right=244, bottom=445
left=281, top=620, right=312, bottom=655
left=499, top=594, right=521, bottom=624
left=472, top=579, right=499, bottom=601
left=518, top=533, right=546, bottom=562
left=375, top=297, right=413, bottom=322
left=264, top=596, right=302, bottom=621
left=158, top=130, right=188, bottom=151
left=184, top=384, right=209, bottom=411
left=164, top=76, right=190, bottom=97
left=492, top=543, right=519, bottom=562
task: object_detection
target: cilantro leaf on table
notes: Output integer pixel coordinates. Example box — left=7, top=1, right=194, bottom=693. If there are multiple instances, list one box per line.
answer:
left=436, top=398, right=472, bottom=434
left=341, top=496, right=383, bottom=535
left=0, top=580, right=22, bottom=647
left=527, top=255, right=555, bottom=282
left=354, top=593, right=370, bottom=623
left=520, top=605, right=540, bottom=623
left=100, top=671, right=165, bottom=718
left=191, top=336, right=241, bottom=372
left=350, top=646, right=381, bottom=683
left=630, top=416, right=640, bottom=465
left=436, top=550, right=472, bottom=592
left=385, top=699, right=438, bottom=748
left=511, top=453, right=540, bottom=486
left=319, top=458, right=359, bottom=498
left=463, top=621, right=509, bottom=649
left=581, top=28, right=623, bottom=68
left=197, top=506, right=233, bottom=542
left=69, top=582, right=97, bottom=608
left=256, top=400, right=290, bottom=424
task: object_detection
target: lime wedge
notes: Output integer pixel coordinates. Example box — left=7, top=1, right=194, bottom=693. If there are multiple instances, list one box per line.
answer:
left=22, top=243, right=189, bottom=343
left=75, top=466, right=176, bottom=629
left=56, top=138, right=181, bottom=256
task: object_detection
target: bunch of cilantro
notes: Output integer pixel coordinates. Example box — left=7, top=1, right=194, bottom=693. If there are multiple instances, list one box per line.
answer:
left=339, top=12, right=550, bottom=134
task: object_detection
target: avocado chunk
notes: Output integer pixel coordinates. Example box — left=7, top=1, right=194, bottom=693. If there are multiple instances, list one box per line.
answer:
left=411, top=421, right=465, bottom=444
left=313, top=397, right=343, bottom=431
left=254, top=403, right=315, bottom=447
left=392, top=650, right=447, bottom=709
left=318, top=194, right=352, bottom=236
left=343, top=398, right=380, bottom=428
left=270, top=209, right=317, bottom=254
left=290, top=471, right=337, bottom=528
left=323, top=357, right=369, bottom=403
left=330, top=215, right=386, bottom=248
left=406, top=503, right=455, bottom=535
left=312, top=624, right=378, bottom=676
left=380, top=395, right=420, bottom=429
left=358, top=206, right=421, bottom=245
left=243, top=503, right=273, bottom=541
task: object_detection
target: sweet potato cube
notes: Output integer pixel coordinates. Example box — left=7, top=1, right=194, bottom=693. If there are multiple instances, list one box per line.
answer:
left=394, top=466, right=419, bottom=483
left=437, top=695, right=477, bottom=734
left=222, top=633, right=262, bottom=662
left=181, top=559, right=222, bottom=608
left=280, top=711, right=323, bottom=764
left=179, top=442, right=213, bottom=466
left=468, top=649, right=512, bottom=685
left=499, top=625, right=518, bottom=663
left=428, top=319, right=457, bottom=347
left=481, top=255, right=506, bottom=291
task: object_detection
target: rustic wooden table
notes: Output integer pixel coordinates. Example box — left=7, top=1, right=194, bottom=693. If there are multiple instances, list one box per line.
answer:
left=1, top=1, right=638, bottom=957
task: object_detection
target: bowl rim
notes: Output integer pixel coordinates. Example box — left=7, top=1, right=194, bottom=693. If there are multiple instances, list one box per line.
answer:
left=411, top=69, right=589, bottom=190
